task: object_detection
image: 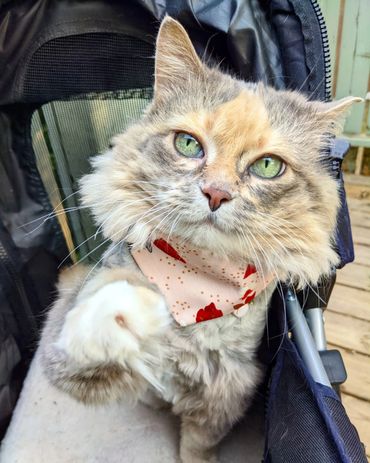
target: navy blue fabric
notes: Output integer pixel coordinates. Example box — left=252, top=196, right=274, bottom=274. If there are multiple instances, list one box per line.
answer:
left=268, top=0, right=327, bottom=100
left=323, top=137, right=355, bottom=267
left=264, top=337, right=367, bottom=462
left=335, top=174, right=355, bottom=267
left=269, top=0, right=308, bottom=93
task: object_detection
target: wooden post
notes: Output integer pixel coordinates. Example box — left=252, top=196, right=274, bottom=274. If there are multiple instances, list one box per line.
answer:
left=355, top=146, right=365, bottom=175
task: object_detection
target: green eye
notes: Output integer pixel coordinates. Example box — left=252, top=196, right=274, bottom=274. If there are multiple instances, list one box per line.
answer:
left=250, top=156, right=285, bottom=179
left=174, top=132, right=204, bottom=158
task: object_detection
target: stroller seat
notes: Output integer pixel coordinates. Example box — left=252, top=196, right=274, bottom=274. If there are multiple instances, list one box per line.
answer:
left=0, top=349, right=265, bottom=463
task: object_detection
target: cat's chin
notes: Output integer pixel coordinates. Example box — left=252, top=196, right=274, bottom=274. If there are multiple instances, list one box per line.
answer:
left=168, top=223, right=255, bottom=261
left=199, top=215, right=229, bottom=232
left=180, top=213, right=234, bottom=234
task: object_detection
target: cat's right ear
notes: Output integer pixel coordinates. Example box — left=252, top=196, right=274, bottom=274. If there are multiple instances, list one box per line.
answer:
left=154, top=16, right=204, bottom=100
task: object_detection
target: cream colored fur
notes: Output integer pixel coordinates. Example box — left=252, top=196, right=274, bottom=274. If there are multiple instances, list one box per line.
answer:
left=56, top=281, right=170, bottom=391
left=39, top=17, right=360, bottom=463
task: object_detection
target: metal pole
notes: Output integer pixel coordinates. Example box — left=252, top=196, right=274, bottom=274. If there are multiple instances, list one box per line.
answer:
left=305, top=308, right=327, bottom=351
left=285, top=288, right=331, bottom=387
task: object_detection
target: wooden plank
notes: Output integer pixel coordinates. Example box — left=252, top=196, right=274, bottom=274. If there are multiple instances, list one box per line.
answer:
left=355, top=147, right=365, bottom=175
left=336, top=0, right=368, bottom=134
left=344, top=174, right=370, bottom=199
left=345, top=56, right=369, bottom=134
left=367, top=91, right=370, bottom=137
left=347, top=197, right=370, bottom=212
left=354, top=244, right=370, bottom=267
left=355, top=0, right=370, bottom=58
left=352, top=226, right=370, bottom=246
left=318, top=0, right=342, bottom=94
left=328, top=284, right=370, bottom=321
left=44, top=101, right=102, bottom=259
left=332, top=0, right=345, bottom=97
left=31, top=111, right=77, bottom=261
left=41, top=104, right=90, bottom=258
left=345, top=179, right=370, bottom=199
left=341, top=394, right=370, bottom=457
left=350, top=211, right=370, bottom=228
left=328, top=344, right=370, bottom=401
left=325, top=310, right=370, bottom=355
left=335, top=0, right=359, bottom=98
left=336, top=263, right=370, bottom=291
left=343, top=133, right=370, bottom=148
left=346, top=0, right=370, bottom=133
left=344, top=174, right=370, bottom=187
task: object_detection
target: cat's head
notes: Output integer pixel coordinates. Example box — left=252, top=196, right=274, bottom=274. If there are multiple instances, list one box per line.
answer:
left=81, top=17, right=360, bottom=287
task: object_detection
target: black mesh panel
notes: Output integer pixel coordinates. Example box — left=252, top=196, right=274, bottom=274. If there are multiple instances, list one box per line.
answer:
left=31, top=89, right=152, bottom=261
left=22, top=33, right=154, bottom=103
left=267, top=353, right=340, bottom=462
left=324, top=397, right=368, bottom=463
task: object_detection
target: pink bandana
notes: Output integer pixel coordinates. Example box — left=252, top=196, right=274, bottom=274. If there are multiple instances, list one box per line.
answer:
left=132, top=238, right=273, bottom=326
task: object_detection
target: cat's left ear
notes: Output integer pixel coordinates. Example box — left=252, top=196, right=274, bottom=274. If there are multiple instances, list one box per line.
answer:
left=154, top=16, right=204, bottom=99
left=313, top=96, right=363, bottom=131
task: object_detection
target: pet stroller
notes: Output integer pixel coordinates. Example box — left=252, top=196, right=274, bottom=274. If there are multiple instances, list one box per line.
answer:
left=0, top=0, right=367, bottom=462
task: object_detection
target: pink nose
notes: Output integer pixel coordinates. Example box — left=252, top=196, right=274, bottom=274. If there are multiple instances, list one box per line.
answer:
left=201, top=185, right=232, bottom=211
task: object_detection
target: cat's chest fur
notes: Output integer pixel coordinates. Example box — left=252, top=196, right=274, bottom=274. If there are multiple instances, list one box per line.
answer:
left=155, top=285, right=275, bottom=406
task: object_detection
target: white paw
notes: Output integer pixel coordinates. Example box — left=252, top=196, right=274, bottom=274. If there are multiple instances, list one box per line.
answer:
left=56, top=281, right=170, bottom=367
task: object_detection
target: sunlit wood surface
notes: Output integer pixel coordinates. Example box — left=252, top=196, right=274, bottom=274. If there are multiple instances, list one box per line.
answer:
left=327, top=174, right=370, bottom=459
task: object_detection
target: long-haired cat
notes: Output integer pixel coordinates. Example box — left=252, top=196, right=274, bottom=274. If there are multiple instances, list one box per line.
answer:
left=41, top=17, right=359, bottom=463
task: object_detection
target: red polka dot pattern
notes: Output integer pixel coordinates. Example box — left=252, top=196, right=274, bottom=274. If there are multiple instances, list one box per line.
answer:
left=132, top=238, right=274, bottom=326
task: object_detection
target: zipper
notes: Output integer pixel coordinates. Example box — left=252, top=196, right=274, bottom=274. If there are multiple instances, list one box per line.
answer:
left=310, top=0, right=332, bottom=101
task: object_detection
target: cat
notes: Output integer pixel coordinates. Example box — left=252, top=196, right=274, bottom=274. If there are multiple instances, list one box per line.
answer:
left=40, top=17, right=359, bottom=463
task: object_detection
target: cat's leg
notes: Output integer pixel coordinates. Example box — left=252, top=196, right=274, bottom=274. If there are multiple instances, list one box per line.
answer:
left=177, top=363, right=261, bottom=463
left=41, top=265, right=170, bottom=404
left=179, top=412, right=237, bottom=463
left=180, top=420, right=225, bottom=463
left=140, top=387, right=171, bottom=410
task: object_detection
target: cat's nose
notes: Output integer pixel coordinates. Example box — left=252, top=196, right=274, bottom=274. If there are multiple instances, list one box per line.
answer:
left=201, top=185, right=232, bottom=212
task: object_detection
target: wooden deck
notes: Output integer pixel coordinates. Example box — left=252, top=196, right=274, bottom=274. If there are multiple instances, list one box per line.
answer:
left=327, top=174, right=370, bottom=459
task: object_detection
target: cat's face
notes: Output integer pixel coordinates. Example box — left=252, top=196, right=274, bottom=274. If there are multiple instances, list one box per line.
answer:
left=81, top=17, right=359, bottom=287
